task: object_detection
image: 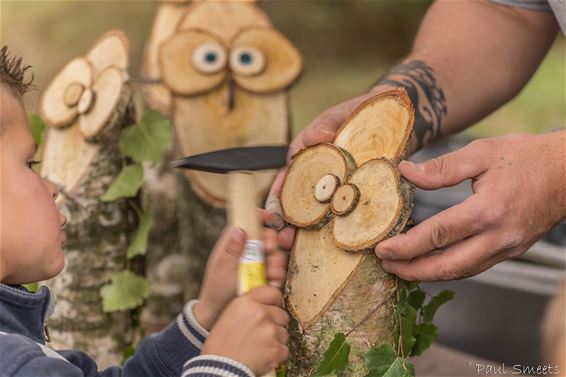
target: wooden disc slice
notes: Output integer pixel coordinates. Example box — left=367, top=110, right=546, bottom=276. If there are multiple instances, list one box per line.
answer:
left=159, top=30, right=227, bottom=96
left=79, top=67, right=124, bottom=140
left=334, top=89, right=414, bottom=164
left=230, top=27, right=302, bottom=93
left=39, top=57, right=92, bottom=128
left=77, top=88, right=95, bottom=115
left=86, top=30, right=129, bottom=78
left=280, top=144, right=355, bottom=228
left=331, top=183, right=360, bottom=216
left=332, top=158, right=411, bottom=252
left=314, top=174, right=340, bottom=203
left=63, top=83, right=85, bottom=108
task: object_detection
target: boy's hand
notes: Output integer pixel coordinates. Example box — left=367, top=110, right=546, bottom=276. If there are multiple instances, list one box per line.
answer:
left=202, top=286, right=289, bottom=376
left=194, top=211, right=288, bottom=330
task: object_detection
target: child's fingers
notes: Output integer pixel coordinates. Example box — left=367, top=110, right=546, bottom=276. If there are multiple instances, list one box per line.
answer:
left=275, top=325, right=289, bottom=345
left=247, top=285, right=283, bottom=306
left=219, top=226, right=247, bottom=257
left=267, top=306, right=290, bottom=328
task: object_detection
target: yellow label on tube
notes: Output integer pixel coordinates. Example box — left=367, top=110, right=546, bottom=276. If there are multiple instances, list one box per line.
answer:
left=238, top=240, right=267, bottom=294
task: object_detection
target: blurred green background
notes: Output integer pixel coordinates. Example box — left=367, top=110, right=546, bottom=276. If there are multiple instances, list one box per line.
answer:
left=1, top=0, right=564, bottom=139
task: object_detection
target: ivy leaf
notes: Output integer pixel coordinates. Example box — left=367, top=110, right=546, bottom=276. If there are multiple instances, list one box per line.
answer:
left=100, top=271, right=149, bottom=312
left=422, top=290, right=454, bottom=323
left=127, top=208, right=154, bottom=259
left=411, top=323, right=437, bottom=356
left=310, top=333, right=350, bottom=377
left=408, top=289, right=425, bottom=311
left=119, top=110, right=171, bottom=163
left=406, top=281, right=419, bottom=291
left=397, top=290, right=417, bottom=357
left=365, top=345, right=415, bottom=377
left=29, top=113, right=45, bottom=145
left=100, top=164, right=144, bottom=202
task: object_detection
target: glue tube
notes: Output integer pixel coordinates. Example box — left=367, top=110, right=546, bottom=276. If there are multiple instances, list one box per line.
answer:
left=238, top=240, right=267, bottom=295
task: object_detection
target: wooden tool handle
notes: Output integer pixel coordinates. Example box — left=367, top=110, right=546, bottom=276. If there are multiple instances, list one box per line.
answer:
left=228, top=171, right=262, bottom=241
left=228, top=171, right=267, bottom=295
left=228, top=172, right=276, bottom=377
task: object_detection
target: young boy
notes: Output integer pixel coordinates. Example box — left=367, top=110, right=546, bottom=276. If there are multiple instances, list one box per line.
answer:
left=0, top=46, right=290, bottom=377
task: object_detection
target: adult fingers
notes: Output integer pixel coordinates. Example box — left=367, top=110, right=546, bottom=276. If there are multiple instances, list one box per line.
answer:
left=381, top=234, right=496, bottom=281
left=376, top=195, right=486, bottom=261
left=399, top=140, right=490, bottom=190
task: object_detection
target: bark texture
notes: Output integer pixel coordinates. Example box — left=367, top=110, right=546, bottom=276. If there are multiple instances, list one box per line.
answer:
left=42, top=87, right=137, bottom=368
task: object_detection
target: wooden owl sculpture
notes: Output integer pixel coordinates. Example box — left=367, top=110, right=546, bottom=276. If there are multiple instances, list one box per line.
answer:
left=279, top=89, right=415, bottom=376
left=143, top=0, right=302, bottom=206
left=38, top=31, right=136, bottom=367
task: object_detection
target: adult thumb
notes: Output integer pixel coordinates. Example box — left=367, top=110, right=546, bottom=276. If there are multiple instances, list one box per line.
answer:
left=399, top=145, right=487, bottom=190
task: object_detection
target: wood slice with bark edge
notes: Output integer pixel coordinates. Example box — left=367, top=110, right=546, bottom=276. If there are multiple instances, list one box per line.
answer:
left=141, top=2, right=188, bottom=116
left=280, top=144, right=355, bottom=228
left=159, top=30, right=227, bottom=96
left=172, top=86, right=289, bottom=207
left=39, top=58, right=92, bottom=128
left=42, top=84, right=137, bottom=368
left=176, top=1, right=271, bottom=39
left=86, top=30, right=129, bottom=77
left=230, top=28, right=302, bottom=94
left=331, top=158, right=414, bottom=252
left=284, top=88, right=415, bottom=376
left=79, top=67, right=125, bottom=141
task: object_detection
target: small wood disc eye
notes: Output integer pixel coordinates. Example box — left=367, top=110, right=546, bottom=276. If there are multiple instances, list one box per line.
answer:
left=192, top=42, right=227, bottom=75
left=63, top=83, right=85, bottom=108
left=230, top=46, right=265, bottom=77
left=331, top=183, right=360, bottom=216
left=77, top=88, right=95, bottom=114
left=314, top=174, right=341, bottom=203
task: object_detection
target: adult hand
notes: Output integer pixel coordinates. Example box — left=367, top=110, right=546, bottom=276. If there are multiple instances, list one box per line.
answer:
left=194, top=210, right=288, bottom=330
left=376, top=131, right=566, bottom=281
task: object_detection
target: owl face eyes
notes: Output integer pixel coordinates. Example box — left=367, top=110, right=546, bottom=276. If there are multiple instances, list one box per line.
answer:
left=192, top=41, right=227, bottom=75
left=159, top=27, right=301, bottom=96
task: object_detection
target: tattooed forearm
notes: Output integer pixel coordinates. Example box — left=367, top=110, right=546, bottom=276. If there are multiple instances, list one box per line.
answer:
left=372, top=60, right=447, bottom=150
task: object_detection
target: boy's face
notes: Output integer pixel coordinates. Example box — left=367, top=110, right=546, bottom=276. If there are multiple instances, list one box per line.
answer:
left=0, top=87, right=67, bottom=284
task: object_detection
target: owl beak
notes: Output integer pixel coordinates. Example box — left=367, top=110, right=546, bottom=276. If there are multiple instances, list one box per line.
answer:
left=224, top=76, right=235, bottom=113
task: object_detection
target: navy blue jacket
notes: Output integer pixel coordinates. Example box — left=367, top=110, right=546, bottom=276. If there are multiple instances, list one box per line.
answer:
left=0, top=284, right=254, bottom=377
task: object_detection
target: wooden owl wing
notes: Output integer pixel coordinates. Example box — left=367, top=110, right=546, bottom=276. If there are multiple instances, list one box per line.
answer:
left=159, top=30, right=228, bottom=96
left=229, top=27, right=302, bottom=93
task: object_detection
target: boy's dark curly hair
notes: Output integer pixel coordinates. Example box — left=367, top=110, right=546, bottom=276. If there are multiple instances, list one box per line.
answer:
left=0, top=45, right=34, bottom=96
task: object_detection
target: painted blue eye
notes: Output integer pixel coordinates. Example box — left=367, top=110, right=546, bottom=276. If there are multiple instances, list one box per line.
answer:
left=239, top=52, right=253, bottom=65
left=205, top=52, right=217, bottom=64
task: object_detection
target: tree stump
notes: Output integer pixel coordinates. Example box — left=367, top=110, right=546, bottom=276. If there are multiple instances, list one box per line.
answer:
left=141, top=0, right=302, bottom=331
left=280, top=89, right=415, bottom=376
left=39, top=31, right=137, bottom=367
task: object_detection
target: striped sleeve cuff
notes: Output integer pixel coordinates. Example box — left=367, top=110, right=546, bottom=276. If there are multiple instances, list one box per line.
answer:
left=182, top=355, right=255, bottom=377
left=176, top=299, right=210, bottom=350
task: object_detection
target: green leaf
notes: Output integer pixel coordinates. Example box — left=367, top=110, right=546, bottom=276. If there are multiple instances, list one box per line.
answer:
left=29, top=113, right=45, bottom=145
left=310, top=333, right=351, bottom=377
left=119, top=110, right=171, bottom=163
left=399, top=304, right=417, bottom=357
left=100, top=164, right=144, bottom=202
left=23, top=283, right=39, bottom=292
left=406, top=281, right=419, bottom=291
left=408, top=289, right=425, bottom=311
left=411, top=323, right=437, bottom=356
left=365, top=345, right=415, bottom=377
left=100, top=271, right=149, bottom=312
left=127, top=208, right=154, bottom=259
left=422, top=290, right=454, bottom=323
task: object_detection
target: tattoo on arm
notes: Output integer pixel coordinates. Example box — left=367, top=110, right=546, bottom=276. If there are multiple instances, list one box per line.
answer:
left=373, top=60, right=447, bottom=150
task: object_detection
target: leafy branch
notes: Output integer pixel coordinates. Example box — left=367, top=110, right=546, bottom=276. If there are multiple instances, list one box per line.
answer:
left=307, top=280, right=454, bottom=377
